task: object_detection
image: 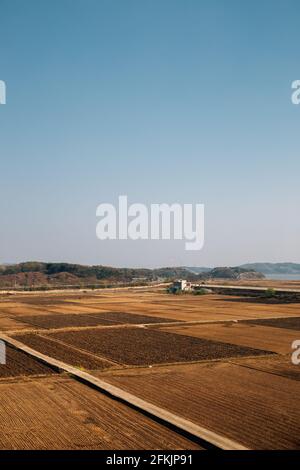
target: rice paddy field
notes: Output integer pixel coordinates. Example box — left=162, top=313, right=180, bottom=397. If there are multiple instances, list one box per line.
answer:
left=0, top=285, right=300, bottom=449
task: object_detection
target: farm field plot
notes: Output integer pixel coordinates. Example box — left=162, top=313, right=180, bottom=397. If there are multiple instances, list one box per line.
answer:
left=220, top=295, right=300, bottom=304
left=5, top=295, right=80, bottom=306
left=85, top=311, right=180, bottom=324
left=48, top=327, right=272, bottom=366
left=243, top=316, right=300, bottom=331
left=11, top=333, right=113, bottom=370
left=2, top=291, right=300, bottom=324
left=17, top=313, right=116, bottom=329
left=17, top=312, right=179, bottom=330
left=0, top=288, right=299, bottom=450
left=208, top=278, right=300, bottom=290
left=0, top=376, right=201, bottom=450
left=160, top=322, right=300, bottom=354
left=98, top=361, right=300, bottom=449
left=231, top=354, right=300, bottom=381
left=43, top=304, right=110, bottom=314
left=0, top=315, right=29, bottom=331
left=0, top=303, right=50, bottom=316
left=0, top=344, right=56, bottom=378
left=77, top=292, right=300, bottom=323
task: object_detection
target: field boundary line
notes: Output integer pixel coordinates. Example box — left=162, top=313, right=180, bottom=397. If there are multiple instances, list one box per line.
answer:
left=201, top=284, right=300, bottom=294
left=229, top=360, right=299, bottom=382
left=146, top=315, right=300, bottom=328
left=5, top=314, right=300, bottom=336
left=0, top=333, right=248, bottom=450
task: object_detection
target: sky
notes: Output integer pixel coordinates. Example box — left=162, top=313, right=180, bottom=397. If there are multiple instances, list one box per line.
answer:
left=0, top=0, right=299, bottom=268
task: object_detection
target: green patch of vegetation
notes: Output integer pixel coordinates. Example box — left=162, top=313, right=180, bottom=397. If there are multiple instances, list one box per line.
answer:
left=193, top=288, right=208, bottom=295
left=265, top=288, right=276, bottom=298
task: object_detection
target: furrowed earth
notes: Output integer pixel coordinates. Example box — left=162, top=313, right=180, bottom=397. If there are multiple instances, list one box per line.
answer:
left=0, top=285, right=299, bottom=449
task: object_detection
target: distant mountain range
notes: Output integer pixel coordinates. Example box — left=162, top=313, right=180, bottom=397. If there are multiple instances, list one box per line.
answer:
left=0, top=261, right=298, bottom=289
left=240, top=263, right=300, bottom=275
left=186, top=266, right=265, bottom=280
left=187, top=263, right=300, bottom=275
left=0, top=261, right=267, bottom=289
left=0, top=262, right=200, bottom=289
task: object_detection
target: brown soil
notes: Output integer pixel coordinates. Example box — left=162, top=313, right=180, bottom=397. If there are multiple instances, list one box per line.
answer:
left=1, top=289, right=299, bottom=449
left=11, top=334, right=112, bottom=370
left=160, top=323, right=300, bottom=354
left=97, top=361, right=300, bottom=449
left=231, top=354, right=300, bottom=381
left=0, top=376, right=201, bottom=449
left=17, top=313, right=114, bottom=329
left=216, top=295, right=300, bottom=304
left=207, top=278, right=300, bottom=290
left=243, top=316, right=300, bottom=330
left=48, top=327, right=272, bottom=366
left=2, top=291, right=300, bottom=323
left=0, top=345, right=56, bottom=378
left=17, top=312, right=178, bottom=329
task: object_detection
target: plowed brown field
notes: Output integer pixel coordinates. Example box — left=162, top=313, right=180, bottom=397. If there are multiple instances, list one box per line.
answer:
left=2, top=290, right=300, bottom=323
left=160, top=323, right=300, bottom=354
left=11, top=334, right=113, bottom=370
left=1, top=287, right=300, bottom=450
left=243, top=316, right=300, bottom=330
left=0, top=345, right=56, bottom=378
left=47, top=327, right=272, bottom=365
left=17, top=312, right=179, bottom=329
left=97, top=361, right=300, bottom=449
left=231, top=354, right=300, bottom=381
left=0, top=376, right=201, bottom=450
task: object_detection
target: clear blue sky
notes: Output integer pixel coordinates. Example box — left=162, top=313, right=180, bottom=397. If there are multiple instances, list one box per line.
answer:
left=0, top=0, right=299, bottom=267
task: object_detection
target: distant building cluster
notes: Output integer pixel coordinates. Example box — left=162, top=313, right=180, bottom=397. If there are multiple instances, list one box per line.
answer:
left=172, top=280, right=192, bottom=292
left=170, top=279, right=211, bottom=294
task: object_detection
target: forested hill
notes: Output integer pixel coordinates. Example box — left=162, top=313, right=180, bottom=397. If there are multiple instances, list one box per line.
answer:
left=0, top=262, right=265, bottom=289
left=239, top=263, right=300, bottom=275
left=0, top=262, right=198, bottom=288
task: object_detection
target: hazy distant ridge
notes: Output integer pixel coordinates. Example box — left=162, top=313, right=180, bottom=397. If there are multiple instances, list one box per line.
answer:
left=239, top=263, right=300, bottom=274
left=186, top=263, right=300, bottom=275
left=0, top=261, right=265, bottom=288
